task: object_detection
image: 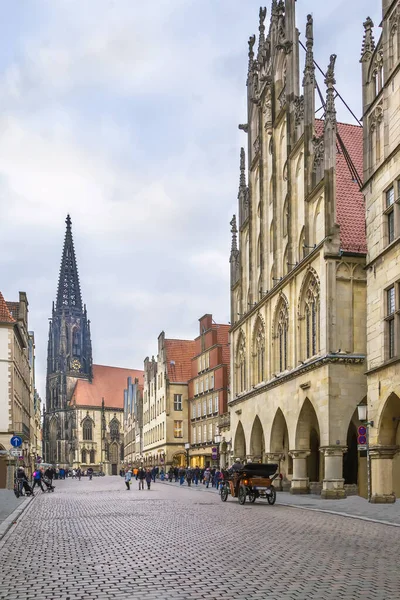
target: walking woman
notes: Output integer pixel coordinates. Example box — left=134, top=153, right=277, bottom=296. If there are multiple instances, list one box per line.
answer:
left=125, top=470, right=132, bottom=490
left=145, top=469, right=152, bottom=490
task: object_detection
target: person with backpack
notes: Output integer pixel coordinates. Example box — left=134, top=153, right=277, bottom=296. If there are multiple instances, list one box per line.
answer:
left=138, top=467, right=145, bottom=490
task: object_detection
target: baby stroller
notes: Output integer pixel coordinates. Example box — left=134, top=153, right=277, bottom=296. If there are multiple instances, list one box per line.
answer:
left=42, top=475, right=55, bottom=492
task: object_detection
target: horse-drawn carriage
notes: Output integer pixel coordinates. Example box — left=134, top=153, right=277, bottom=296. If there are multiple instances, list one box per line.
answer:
left=220, top=463, right=280, bottom=505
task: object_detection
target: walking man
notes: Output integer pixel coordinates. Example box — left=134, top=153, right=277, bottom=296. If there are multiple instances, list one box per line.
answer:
left=125, top=470, right=132, bottom=490
left=32, top=468, right=45, bottom=492
left=138, top=467, right=145, bottom=490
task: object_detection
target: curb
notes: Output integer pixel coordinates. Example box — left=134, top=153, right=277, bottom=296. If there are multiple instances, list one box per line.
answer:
left=278, top=502, right=400, bottom=528
left=159, top=480, right=400, bottom=528
left=0, top=496, right=34, bottom=541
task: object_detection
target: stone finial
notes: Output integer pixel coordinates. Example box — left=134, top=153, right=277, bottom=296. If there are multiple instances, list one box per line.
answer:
left=248, top=34, right=256, bottom=74
left=361, top=17, right=375, bottom=60
left=258, top=7, right=267, bottom=61
left=325, top=54, right=337, bottom=126
left=239, top=147, right=246, bottom=189
left=230, top=215, right=238, bottom=253
left=303, top=15, right=315, bottom=86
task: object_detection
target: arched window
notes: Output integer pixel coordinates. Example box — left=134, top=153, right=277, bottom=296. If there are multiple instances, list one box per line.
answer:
left=274, top=298, right=289, bottom=373
left=253, top=319, right=265, bottom=384
left=236, top=335, right=247, bottom=393
left=109, top=417, right=120, bottom=441
left=82, top=418, right=93, bottom=441
left=300, top=273, right=320, bottom=360
left=89, top=449, right=95, bottom=464
left=81, top=449, right=87, bottom=463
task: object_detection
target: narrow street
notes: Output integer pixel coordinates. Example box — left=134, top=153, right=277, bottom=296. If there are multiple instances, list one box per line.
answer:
left=1, top=478, right=399, bottom=600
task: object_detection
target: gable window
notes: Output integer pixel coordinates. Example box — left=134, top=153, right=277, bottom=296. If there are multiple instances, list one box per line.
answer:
left=174, top=394, right=182, bottom=411
left=174, top=420, right=183, bottom=438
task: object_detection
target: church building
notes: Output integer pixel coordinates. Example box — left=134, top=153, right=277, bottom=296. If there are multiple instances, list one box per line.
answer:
left=43, top=216, right=143, bottom=474
left=229, top=1, right=367, bottom=498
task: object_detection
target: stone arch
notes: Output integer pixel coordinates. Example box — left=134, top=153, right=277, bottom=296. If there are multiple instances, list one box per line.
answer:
left=250, top=416, right=265, bottom=461
left=298, top=269, right=320, bottom=360
left=235, top=331, right=247, bottom=393
left=295, top=398, right=321, bottom=482
left=270, top=408, right=292, bottom=477
left=252, top=314, right=266, bottom=384
left=234, top=421, right=246, bottom=460
left=272, top=293, right=289, bottom=374
left=336, top=262, right=351, bottom=279
left=377, top=393, right=400, bottom=446
left=343, top=412, right=359, bottom=487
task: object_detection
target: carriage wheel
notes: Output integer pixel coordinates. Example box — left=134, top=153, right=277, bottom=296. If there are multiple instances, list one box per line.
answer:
left=248, top=490, right=257, bottom=503
left=220, top=486, right=228, bottom=502
left=238, top=486, right=246, bottom=505
left=267, top=487, right=276, bottom=505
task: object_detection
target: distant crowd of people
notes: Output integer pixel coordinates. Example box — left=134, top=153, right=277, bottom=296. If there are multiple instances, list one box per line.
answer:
left=121, top=465, right=232, bottom=491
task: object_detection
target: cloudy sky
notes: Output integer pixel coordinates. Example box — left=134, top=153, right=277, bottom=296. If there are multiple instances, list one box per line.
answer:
left=0, top=0, right=380, bottom=397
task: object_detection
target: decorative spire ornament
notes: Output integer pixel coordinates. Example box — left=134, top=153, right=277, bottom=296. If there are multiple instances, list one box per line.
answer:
left=239, top=147, right=246, bottom=190
left=325, top=54, right=337, bottom=126
left=56, top=214, right=82, bottom=311
left=230, top=215, right=238, bottom=254
left=303, top=14, right=315, bottom=86
left=258, top=7, right=267, bottom=62
left=248, top=34, right=256, bottom=76
left=361, top=17, right=375, bottom=60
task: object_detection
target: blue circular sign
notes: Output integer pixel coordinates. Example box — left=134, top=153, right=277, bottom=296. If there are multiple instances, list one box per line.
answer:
left=358, top=426, right=367, bottom=436
left=358, top=435, right=367, bottom=445
left=10, top=436, right=22, bottom=448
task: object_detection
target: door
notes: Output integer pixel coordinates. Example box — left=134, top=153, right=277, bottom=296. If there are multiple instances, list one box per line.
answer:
left=111, top=463, right=117, bottom=476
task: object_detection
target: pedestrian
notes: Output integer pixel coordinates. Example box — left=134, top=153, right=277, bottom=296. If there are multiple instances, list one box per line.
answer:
left=138, top=467, right=145, bottom=490
left=76, top=467, right=82, bottom=481
left=179, top=467, right=185, bottom=486
left=32, top=468, right=45, bottom=492
left=204, top=468, right=211, bottom=488
left=59, top=467, right=65, bottom=479
left=174, top=467, right=179, bottom=483
left=125, top=470, right=132, bottom=490
left=145, top=469, right=152, bottom=490
left=44, top=467, right=54, bottom=482
left=17, top=467, right=34, bottom=496
left=87, top=467, right=94, bottom=480
left=186, top=469, right=193, bottom=487
left=151, top=466, right=157, bottom=483
left=194, top=466, right=199, bottom=485
left=133, top=467, right=138, bottom=480
left=160, top=468, right=165, bottom=481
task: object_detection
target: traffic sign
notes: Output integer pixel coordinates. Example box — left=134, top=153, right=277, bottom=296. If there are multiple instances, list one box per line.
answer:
left=10, top=436, right=22, bottom=448
left=358, top=426, right=367, bottom=437
left=358, top=445, right=367, bottom=452
left=9, top=449, right=21, bottom=457
left=358, top=435, right=367, bottom=445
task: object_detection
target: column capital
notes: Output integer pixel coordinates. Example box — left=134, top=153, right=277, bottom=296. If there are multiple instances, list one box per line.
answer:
left=369, top=445, right=398, bottom=459
left=266, top=452, right=284, bottom=462
left=320, top=446, right=347, bottom=457
left=289, top=449, right=310, bottom=459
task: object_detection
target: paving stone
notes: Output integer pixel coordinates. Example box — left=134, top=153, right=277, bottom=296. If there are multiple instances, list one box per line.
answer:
left=0, top=477, right=399, bottom=600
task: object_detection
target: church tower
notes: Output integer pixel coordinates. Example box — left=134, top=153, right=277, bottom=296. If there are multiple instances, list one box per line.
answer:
left=44, top=215, right=93, bottom=464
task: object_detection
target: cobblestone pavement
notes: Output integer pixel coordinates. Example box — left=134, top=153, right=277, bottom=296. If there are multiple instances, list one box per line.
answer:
left=1, top=478, right=399, bottom=600
left=166, top=481, right=400, bottom=526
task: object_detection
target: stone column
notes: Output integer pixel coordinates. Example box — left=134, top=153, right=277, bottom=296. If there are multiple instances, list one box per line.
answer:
left=266, top=453, right=283, bottom=491
left=370, top=446, right=397, bottom=503
left=289, top=450, right=310, bottom=494
left=320, top=446, right=347, bottom=499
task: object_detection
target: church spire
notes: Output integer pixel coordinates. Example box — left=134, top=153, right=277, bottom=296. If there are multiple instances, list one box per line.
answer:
left=360, top=17, right=375, bottom=61
left=56, top=214, right=82, bottom=311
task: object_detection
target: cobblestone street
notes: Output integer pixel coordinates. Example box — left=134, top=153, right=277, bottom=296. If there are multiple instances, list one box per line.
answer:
left=1, top=477, right=399, bottom=600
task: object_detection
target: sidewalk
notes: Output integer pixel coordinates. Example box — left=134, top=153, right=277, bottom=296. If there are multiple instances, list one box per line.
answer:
left=161, top=480, right=400, bottom=526
left=0, top=489, right=33, bottom=540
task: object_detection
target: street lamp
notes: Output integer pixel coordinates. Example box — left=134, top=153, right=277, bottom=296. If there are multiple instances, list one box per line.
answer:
left=184, top=443, right=190, bottom=468
left=357, top=401, right=374, bottom=503
left=214, top=435, right=221, bottom=468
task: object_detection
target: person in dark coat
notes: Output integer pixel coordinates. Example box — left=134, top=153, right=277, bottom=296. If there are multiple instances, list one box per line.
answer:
left=138, top=467, right=145, bottom=490
left=145, top=469, right=152, bottom=490
left=186, top=469, right=192, bottom=487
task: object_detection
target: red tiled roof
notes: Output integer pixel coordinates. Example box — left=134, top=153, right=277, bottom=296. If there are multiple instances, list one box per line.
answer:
left=315, top=120, right=366, bottom=254
left=165, top=339, right=196, bottom=383
left=0, top=292, right=15, bottom=324
left=6, top=302, right=19, bottom=320
left=70, top=364, right=144, bottom=409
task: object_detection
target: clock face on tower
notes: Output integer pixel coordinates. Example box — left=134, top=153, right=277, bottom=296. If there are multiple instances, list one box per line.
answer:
left=71, top=358, right=81, bottom=371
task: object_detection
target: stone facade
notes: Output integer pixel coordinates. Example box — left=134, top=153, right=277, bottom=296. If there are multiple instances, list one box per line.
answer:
left=362, top=1, right=400, bottom=502
left=229, top=2, right=367, bottom=498
left=187, top=314, right=230, bottom=468
left=123, top=377, right=143, bottom=466
left=142, top=332, right=195, bottom=469
left=0, top=292, right=35, bottom=488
